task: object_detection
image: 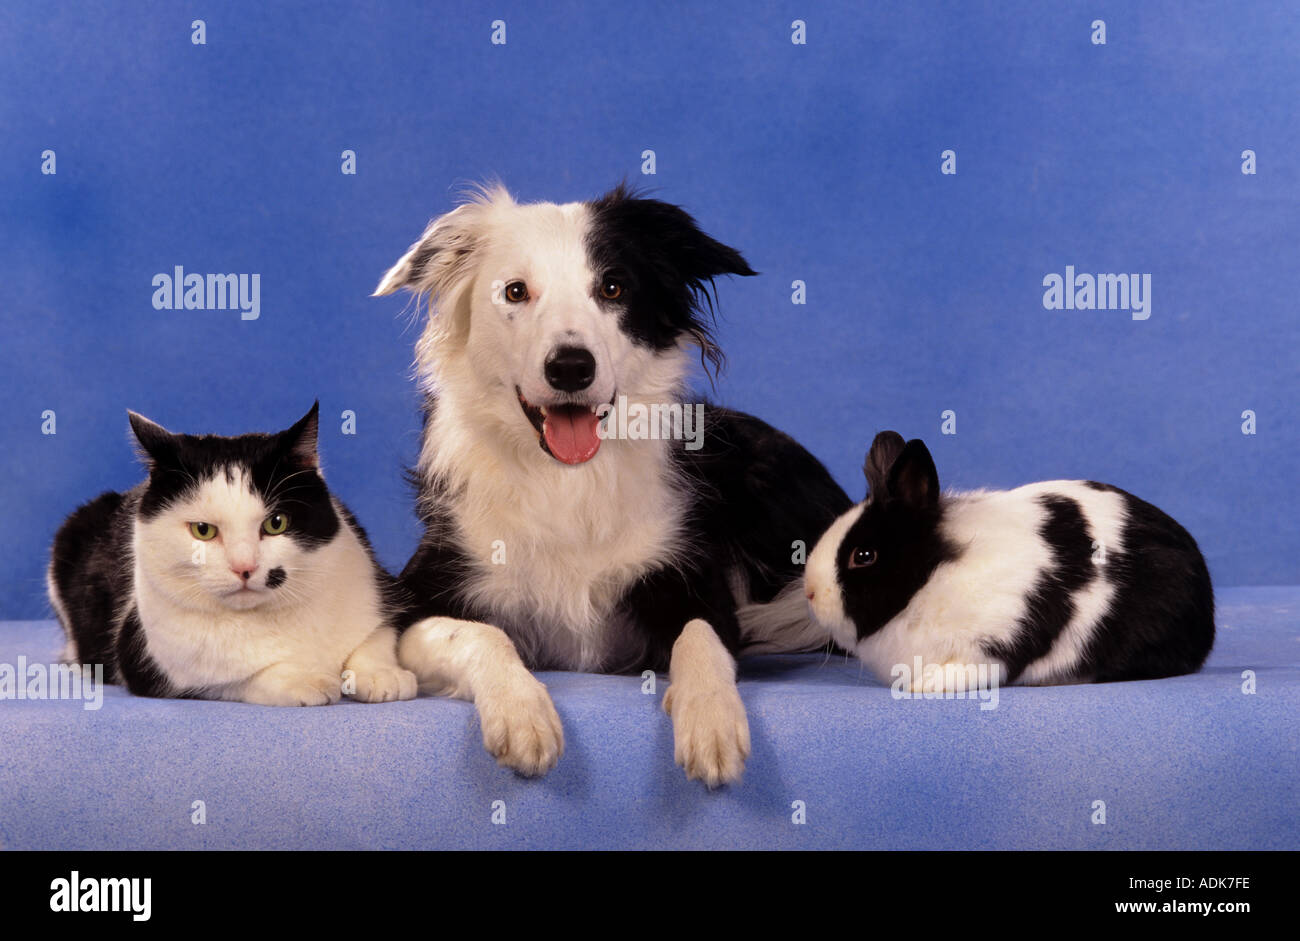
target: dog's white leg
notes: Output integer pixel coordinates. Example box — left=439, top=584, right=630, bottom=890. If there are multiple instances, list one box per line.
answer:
left=662, top=618, right=751, bottom=788
left=399, top=616, right=564, bottom=776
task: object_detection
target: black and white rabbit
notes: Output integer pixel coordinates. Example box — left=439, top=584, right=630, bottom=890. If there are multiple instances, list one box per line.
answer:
left=804, top=431, right=1215, bottom=689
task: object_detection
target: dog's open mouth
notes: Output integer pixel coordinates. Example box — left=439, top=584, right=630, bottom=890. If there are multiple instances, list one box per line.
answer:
left=516, top=387, right=612, bottom=465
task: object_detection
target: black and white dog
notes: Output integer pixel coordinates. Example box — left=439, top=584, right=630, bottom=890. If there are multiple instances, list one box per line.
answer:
left=374, top=183, right=849, bottom=786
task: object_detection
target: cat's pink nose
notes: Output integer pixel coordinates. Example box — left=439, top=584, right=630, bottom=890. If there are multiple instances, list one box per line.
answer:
left=231, top=564, right=257, bottom=580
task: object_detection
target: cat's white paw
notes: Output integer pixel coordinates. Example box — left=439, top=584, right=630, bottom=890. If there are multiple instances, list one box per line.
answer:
left=244, top=671, right=342, bottom=707
left=350, top=666, right=418, bottom=703
left=663, top=681, right=751, bottom=788
left=476, top=671, right=564, bottom=776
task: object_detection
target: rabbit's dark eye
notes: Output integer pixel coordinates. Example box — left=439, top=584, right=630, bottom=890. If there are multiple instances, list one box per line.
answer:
left=503, top=280, right=529, bottom=303
left=848, top=547, right=877, bottom=569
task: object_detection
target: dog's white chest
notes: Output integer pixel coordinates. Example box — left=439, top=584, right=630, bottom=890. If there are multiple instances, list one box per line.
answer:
left=444, top=441, right=687, bottom=669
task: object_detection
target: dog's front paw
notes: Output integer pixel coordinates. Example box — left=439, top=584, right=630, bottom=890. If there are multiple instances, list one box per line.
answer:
left=244, top=671, right=343, bottom=707
left=663, top=682, right=751, bottom=788
left=476, top=671, right=564, bottom=777
left=349, top=666, right=418, bottom=703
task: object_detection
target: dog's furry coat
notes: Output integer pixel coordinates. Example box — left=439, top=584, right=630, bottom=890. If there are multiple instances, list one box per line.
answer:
left=375, top=184, right=848, bottom=784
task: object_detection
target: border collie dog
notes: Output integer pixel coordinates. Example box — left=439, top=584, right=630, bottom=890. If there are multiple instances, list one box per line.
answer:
left=374, top=183, right=849, bottom=786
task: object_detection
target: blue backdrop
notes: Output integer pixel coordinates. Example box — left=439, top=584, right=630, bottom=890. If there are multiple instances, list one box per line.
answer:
left=2, top=0, right=1296, bottom=618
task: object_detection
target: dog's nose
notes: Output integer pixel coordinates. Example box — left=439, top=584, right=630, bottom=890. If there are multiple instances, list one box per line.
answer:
left=544, top=345, right=596, bottom=392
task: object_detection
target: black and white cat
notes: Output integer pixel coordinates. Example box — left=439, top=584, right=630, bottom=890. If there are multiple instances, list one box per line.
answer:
left=47, top=403, right=416, bottom=706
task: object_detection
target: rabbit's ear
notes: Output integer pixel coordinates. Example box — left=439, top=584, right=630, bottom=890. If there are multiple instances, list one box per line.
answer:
left=887, top=439, right=940, bottom=510
left=864, top=431, right=906, bottom=498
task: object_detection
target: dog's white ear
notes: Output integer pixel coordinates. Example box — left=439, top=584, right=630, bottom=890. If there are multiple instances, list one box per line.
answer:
left=373, top=202, right=487, bottom=298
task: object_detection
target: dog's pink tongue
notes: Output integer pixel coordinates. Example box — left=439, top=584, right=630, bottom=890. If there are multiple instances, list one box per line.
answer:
left=543, top=406, right=602, bottom=464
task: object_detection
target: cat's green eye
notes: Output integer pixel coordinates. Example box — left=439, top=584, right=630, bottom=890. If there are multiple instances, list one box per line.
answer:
left=262, top=513, right=290, bottom=536
left=189, top=522, right=218, bottom=541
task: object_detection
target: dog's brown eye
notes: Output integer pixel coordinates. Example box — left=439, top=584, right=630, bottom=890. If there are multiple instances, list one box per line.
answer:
left=600, top=278, right=623, bottom=300
left=848, top=548, right=877, bottom=569
left=504, top=280, right=529, bottom=303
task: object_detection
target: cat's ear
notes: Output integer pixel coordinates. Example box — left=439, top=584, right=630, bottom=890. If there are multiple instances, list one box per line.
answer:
left=127, top=411, right=177, bottom=468
left=280, top=402, right=321, bottom=469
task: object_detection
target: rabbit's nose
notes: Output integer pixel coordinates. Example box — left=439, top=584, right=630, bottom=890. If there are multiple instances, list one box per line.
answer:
left=805, top=587, right=816, bottom=602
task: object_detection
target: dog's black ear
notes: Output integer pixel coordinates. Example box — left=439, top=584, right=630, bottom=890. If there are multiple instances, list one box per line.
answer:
left=886, top=439, right=940, bottom=511
left=373, top=186, right=505, bottom=297
left=587, top=184, right=755, bottom=380
left=863, top=431, right=906, bottom=499
left=589, top=183, right=757, bottom=282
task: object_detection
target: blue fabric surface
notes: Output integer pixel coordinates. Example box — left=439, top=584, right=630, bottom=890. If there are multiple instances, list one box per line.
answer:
left=1, top=586, right=1295, bottom=850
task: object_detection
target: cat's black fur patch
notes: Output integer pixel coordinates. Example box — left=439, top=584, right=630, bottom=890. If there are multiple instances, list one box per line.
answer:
left=265, top=567, right=286, bottom=589
left=49, top=489, right=133, bottom=680
left=115, top=606, right=178, bottom=698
